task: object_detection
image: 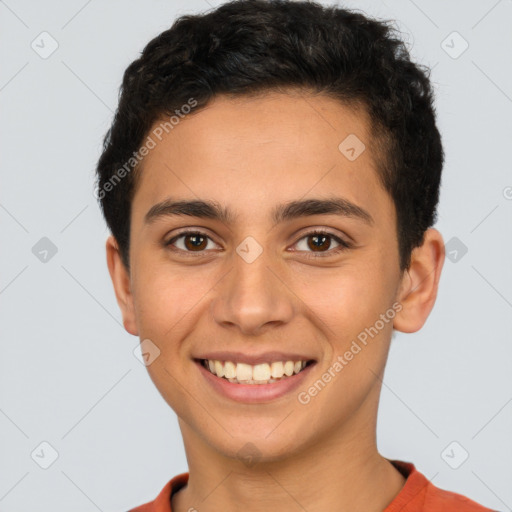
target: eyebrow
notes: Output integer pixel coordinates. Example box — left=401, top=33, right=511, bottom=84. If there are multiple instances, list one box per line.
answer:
left=144, top=196, right=374, bottom=227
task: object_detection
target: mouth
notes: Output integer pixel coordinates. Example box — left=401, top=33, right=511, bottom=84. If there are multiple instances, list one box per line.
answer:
left=196, top=358, right=316, bottom=385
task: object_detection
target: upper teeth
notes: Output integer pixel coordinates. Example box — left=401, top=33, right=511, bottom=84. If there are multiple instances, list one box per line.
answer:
left=204, top=359, right=308, bottom=383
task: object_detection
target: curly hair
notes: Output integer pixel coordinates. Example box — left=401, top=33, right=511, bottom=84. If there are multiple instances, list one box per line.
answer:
left=95, top=0, right=444, bottom=272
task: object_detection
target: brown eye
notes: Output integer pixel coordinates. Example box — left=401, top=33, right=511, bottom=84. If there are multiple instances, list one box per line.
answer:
left=306, top=233, right=332, bottom=252
left=166, top=231, right=217, bottom=253
left=183, top=233, right=208, bottom=251
left=293, top=230, right=351, bottom=258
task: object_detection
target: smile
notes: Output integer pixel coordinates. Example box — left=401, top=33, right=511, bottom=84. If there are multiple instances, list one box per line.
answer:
left=201, top=359, right=313, bottom=385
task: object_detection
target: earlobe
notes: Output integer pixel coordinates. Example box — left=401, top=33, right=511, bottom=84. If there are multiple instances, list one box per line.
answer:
left=393, top=228, right=445, bottom=333
left=105, top=235, right=139, bottom=336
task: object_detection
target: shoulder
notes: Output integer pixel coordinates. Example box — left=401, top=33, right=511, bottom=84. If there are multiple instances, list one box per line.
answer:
left=128, top=473, right=189, bottom=512
left=387, top=460, right=496, bottom=512
left=423, top=482, right=497, bottom=512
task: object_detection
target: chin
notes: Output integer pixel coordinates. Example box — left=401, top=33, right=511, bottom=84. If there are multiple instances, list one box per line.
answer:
left=207, top=424, right=311, bottom=466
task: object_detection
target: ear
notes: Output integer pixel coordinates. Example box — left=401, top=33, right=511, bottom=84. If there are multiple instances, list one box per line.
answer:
left=105, top=235, right=139, bottom=336
left=393, top=228, right=445, bottom=333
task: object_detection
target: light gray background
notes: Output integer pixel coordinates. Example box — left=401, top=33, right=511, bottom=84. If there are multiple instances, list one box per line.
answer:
left=1, top=0, right=511, bottom=511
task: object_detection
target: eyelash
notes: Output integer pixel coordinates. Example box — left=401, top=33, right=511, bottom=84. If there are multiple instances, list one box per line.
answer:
left=165, top=229, right=352, bottom=259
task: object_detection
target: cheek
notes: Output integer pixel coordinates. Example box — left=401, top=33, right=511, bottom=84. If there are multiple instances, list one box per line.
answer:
left=296, top=258, right=397, bottom=357
left=131, top=262, right=219, bottom=345
left=296, top=263, right=382, bottom=325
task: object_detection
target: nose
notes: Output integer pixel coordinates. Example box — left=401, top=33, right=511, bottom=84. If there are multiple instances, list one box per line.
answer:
left=210, top=247, right=295, bottom=336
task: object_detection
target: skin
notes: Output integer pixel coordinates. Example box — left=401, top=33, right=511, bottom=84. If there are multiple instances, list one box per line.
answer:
left=106, top=90, right=445, bottom=511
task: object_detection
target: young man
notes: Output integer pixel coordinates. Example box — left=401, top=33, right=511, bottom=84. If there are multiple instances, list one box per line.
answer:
left=96, top=1, right=496, bottom=510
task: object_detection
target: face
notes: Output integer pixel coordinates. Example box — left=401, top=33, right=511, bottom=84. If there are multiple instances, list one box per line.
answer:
left=107, top=90, right=444, bottom=465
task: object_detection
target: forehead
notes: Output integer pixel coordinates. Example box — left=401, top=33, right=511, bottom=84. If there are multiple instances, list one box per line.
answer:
left=131, top=91, right=394, bottom=229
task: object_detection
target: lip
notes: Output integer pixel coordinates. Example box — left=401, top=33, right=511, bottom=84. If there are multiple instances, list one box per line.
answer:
left=195, top=358, right=316, bottom=403
left=195, top=351, right=315, bottom=366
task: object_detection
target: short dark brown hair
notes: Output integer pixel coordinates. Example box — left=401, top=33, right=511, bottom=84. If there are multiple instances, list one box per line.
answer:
left=95, top=0, right=444, bottom=271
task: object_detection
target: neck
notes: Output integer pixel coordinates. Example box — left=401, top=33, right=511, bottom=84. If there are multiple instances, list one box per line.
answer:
left=172, top=389, right=406, bottom=512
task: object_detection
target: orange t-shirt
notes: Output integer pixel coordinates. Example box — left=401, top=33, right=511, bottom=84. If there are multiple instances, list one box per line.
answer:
left=129, top=460, right=496, bottom=512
